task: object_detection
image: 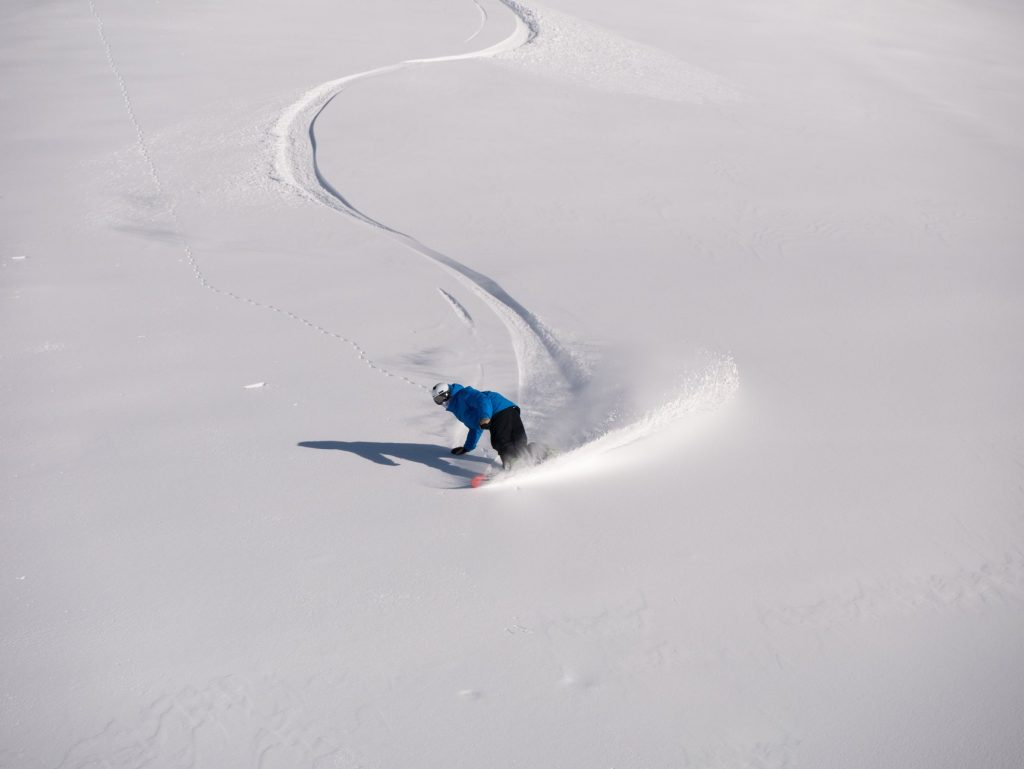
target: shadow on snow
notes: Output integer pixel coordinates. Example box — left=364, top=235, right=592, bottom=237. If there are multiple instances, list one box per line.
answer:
left=297, top=441, right=491, bottom=480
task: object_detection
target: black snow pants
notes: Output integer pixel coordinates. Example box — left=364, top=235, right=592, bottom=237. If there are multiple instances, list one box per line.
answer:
left=488, top=406, right=528, bottom=468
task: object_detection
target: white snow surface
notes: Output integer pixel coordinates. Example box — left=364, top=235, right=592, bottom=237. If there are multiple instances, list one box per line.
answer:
left=2, top=0, right=1023, bottom=767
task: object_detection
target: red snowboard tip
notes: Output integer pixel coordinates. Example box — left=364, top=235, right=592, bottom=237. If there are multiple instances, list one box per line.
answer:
left=470, top=474, right=486, bottom=489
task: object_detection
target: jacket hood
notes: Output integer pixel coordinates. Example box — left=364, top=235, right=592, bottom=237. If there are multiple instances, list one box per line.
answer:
left=445, top=383, right=465, bottom=408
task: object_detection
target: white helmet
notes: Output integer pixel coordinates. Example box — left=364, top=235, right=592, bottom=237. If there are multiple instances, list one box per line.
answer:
left=431, top=382, right=451, bottom=405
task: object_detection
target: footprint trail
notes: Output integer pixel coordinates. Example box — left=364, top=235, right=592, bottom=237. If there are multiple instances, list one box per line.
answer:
left=85, top=0, right=424, bottom=391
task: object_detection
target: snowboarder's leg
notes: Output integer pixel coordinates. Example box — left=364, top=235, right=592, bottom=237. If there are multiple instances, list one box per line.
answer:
left=509, top=409, right=528, bottom=461
left=488, top=406, right=526, bottom=469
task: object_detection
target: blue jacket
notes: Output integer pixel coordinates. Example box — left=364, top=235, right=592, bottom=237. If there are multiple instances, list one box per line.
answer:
left=446, top=384, right=517, bottom=452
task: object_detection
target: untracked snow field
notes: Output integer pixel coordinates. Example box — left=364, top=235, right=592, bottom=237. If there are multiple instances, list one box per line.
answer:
left=2, top=0, right=1023, bottom=767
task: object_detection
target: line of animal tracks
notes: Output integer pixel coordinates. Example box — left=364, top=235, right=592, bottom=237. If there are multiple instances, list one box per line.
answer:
left=86, top=0, right=427, bottom=391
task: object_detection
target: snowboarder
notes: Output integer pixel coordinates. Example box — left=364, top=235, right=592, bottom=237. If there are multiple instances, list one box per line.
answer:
left=432, top=382, right=528, bottom=470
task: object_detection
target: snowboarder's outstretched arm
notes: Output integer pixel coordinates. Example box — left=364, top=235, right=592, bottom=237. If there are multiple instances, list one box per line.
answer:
left=458, top=425, right=483, bottom=453
left=457, top=389, right=489, bottom=452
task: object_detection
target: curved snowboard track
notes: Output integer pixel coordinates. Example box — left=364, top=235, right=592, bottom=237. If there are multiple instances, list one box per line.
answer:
left=273, top=0, right=740, bottom=463
left=272, top=0, right=587, bottom=416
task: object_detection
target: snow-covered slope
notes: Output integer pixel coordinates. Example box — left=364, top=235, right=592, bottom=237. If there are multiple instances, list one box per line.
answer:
left=2, top=0, right=1022, bottom=767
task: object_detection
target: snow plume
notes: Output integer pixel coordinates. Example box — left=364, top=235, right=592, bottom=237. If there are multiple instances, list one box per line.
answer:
left=511, top=348, right=739, bottom=485
left=581, top=352, right=739, bottom=453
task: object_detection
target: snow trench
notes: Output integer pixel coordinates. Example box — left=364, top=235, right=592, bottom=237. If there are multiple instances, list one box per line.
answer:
left=437, top=288, right=475, bottom=330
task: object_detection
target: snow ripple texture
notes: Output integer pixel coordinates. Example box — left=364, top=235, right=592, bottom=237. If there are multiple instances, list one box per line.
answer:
left=499, top=3, right=740, bottom=103
left=53, top=675, right=367, bottom=769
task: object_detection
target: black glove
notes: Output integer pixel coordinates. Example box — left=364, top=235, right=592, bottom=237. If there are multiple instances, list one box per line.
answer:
left=451, top=446, right=467, bottom=456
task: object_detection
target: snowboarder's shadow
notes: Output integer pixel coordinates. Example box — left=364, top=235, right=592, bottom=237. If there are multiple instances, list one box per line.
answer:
left=297, top=441, right=492, bottom=480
